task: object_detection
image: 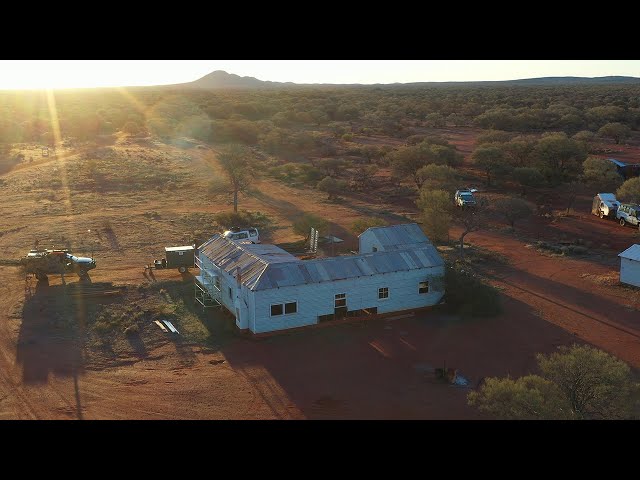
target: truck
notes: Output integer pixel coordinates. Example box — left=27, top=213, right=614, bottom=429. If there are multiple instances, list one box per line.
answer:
left=616, top=203, right=640, bottom=229
left=591, top=193, right=620, bottom=219
left=21, top=248, right=97, bottom=280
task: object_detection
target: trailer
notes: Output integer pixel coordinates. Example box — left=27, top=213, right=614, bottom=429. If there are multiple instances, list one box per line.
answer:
left=146, top=245, right=195, bottom=274
left=591, top=193, right=620, bottom=219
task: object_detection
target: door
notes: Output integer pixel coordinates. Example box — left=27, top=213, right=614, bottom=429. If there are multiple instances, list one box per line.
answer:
left=334, top=293, right=347, bottom=319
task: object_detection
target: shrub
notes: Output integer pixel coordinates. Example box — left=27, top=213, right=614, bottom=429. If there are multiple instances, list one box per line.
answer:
left=444, top=263, right=502, bottom=317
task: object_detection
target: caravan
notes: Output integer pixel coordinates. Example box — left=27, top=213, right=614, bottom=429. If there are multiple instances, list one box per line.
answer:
left=591, top=193, right=620, bottom=219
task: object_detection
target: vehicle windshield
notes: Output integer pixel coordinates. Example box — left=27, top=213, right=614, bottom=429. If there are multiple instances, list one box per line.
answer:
left=461, top=194, right=474, bottom=199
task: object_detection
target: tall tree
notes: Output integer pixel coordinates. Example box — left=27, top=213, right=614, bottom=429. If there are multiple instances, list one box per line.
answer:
left=533, top=133, right=586, bottom=185
left=598, top=122, right=631, bottom=144
left=214, top=144, right=254, bottom=213
left=416, top=189, right=453, bottom=243
left=472, top=145, right=511, bottom=186
left=494, top=197, right=532, bottom=229
left=456, top=196, right=488, bottom=259
left=582, top=157, right=623, bottom=190
left=468, top=345, right=639, bottom=420
left=537, top=345, right=637, bottom=420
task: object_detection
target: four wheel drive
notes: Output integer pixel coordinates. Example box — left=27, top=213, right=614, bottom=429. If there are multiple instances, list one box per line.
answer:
left=455, top=189, right=477, bottom=207
left=616, top=203, right=640, bottom=228
left=223, top=227, right=260, bottom=243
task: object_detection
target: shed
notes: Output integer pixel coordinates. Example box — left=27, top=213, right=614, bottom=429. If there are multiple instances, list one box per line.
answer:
left=618, top=244, right=640, bottom=288
left=608, top=158, right=640, bottom=180
left=359, top=223, right=431, bottom=253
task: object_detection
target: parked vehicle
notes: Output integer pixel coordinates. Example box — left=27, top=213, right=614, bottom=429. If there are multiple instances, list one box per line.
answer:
left=148, top=245, right=195, bottom=273
left=223, top=227, right=260, bottom=243
left=21, top=248, right=96, bottom=280
left=591, top=193, right=619, bottom=219
left=455, top=189, right=477, bottom=208
left=616, top=203, right=640, bottom=228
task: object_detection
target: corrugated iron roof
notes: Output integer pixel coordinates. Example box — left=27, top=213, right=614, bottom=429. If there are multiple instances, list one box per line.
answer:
left=199, top=230, right=444, bottom=291
left=198, top=235, right=299, bottom=290
left=252, top=244, right=443, bottom=291
left=619, top=244, right=640, bottom=262
left=358, top=223, right=431, bottom=250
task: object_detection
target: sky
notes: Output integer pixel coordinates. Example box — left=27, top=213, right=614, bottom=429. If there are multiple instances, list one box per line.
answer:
left=1, top=60, right=640, bottom=89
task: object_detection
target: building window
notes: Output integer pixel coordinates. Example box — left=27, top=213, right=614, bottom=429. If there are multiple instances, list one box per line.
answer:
left=378, top=287, right=389, bottom=299
left=419, top=281, right=429, bottom=294
left=372, top=246, right=377, bottom=252
left=271, top=302, right=297, bottom=316
left=284, top=302, right=297, bottom=314
left=335, top=293, right=346, bottom=308
left=229, top=287, right=233, bottom=298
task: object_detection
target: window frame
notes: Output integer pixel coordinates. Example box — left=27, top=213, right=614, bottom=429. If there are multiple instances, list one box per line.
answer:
left=284, top=301, right=297, bottom=314
left=419, top=281, right=429, bottom=294
left=378, top=287, right=389, bottom=300
left=335, top=293, right=346, bottom=308
left=270, top=303, right=284, bottom=316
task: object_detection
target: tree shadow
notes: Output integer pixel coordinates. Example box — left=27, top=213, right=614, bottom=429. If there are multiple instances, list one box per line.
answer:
left=17, top=281, right=86, bottom=385
left=126, top=331, right=148, bottom=358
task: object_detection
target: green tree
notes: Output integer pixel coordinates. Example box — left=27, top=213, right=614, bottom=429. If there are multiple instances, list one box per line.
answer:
left=582, top=157, right=623, bottom=190
left=293, top=213, right=328, bottom=242
left=455, top=196, right=488, bottom=259
left=389, top=145, right=431, bottom=188
left=351, top=217, right=386, bottom=235
left=353, top=164, right=379, bottom=190
left=317, top=176, right=347, bottom=200
left=416, top=189, right=453, bottom=243
left=616, top=177, right=640, bottom=204
left=598, top=122, right=631, bottom=144
left=416, top=164, right=457, bottom=192
left=534, top=133, right=587, bottom=184
left=537, top=345, right=637, bottom=419
left=468, top=375, right=572, bottom=420
left=472, top=145, right=511, bottom=186
left=468, top=344, right=639, bottom=420
left=513, top=167, right=545, bottom=195
left=213, top=144, right=255, bottom=213
left=494, top=197, right=532, bottom=228
left=502, top=138, right=536, bottom=167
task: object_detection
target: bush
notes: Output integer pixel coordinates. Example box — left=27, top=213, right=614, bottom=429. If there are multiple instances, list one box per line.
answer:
left=213, top=210, right=274, bottom=233
left=351, top=217, right=386, bottom=235
left=444, top=263, right=502, bottom=317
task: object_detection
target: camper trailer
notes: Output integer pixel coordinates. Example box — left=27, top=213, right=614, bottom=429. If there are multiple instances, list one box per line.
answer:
left=592, top=193, right=620, bottom=219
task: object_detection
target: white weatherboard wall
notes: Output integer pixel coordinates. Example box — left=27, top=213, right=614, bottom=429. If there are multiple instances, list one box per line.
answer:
left=359, top=232, right=383, bottom=254
left=620, top=257, right=640, bottom=287
left=252, top=266, right=444, bottom=334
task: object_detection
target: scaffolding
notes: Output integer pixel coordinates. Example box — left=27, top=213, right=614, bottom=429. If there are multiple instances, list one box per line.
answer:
left=194, top=255, right=221, bottom=309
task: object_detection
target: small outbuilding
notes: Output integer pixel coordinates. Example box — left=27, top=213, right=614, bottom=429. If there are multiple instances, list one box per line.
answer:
left=618, top=244, right=640, bottom=288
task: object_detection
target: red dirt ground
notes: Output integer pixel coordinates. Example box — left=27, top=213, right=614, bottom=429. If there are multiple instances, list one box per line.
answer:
left=1, top=128, right=639, bottom=419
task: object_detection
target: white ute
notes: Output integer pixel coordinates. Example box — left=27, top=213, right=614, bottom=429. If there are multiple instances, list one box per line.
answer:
left=223, top=227, right=260, bottom=243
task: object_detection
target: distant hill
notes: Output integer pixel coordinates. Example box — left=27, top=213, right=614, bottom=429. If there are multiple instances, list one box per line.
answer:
left=502, top=76, right=640, bottom=85
left=177, top=71, right=640, bottom=89
left=185, top=70, right=293, bottom=89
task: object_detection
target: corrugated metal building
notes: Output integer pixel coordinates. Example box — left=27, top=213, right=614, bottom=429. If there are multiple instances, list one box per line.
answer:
left=619, top=244, right=640, bottom=287
left=195, top=223, right=445, bottom=333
